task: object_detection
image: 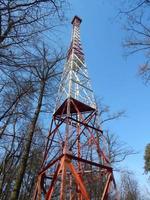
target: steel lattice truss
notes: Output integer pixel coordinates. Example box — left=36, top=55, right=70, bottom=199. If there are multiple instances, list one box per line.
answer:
left=55, top=17, right=96, bottom=111
left=33, top=16, right=119, bottom=200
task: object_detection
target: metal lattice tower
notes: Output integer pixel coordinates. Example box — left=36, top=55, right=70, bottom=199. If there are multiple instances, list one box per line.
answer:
left=33, top=16, right=119, bottom=200
left=55, top=16, right=96, bottom=111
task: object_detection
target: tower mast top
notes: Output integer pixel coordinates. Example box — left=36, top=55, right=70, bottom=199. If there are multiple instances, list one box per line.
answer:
left=71, top=15, right=82, bottom=26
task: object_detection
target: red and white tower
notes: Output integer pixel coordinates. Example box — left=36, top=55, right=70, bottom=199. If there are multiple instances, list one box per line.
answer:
left=33, top=16, right=119, bottom=200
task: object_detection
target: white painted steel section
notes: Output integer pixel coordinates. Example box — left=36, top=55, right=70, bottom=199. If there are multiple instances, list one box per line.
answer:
left=55, top=19, right=96, bottom=112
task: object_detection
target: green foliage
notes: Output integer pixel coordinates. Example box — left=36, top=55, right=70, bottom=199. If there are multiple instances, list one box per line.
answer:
left=144, top=143, right=150, bottom=173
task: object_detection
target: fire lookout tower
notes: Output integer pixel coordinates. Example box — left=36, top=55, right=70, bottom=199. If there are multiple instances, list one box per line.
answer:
left=33, top=16, right=119, bottom=200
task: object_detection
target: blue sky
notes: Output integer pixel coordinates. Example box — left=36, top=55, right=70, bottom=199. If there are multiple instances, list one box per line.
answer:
left=62, top=0, right=150, bottom=191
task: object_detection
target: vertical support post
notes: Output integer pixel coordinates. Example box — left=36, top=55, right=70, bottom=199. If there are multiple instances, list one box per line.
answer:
left=69, top=174, right=73, bottom=200
left=60, top=157, right=67, bottom=200
left=101, top=173, right=112, bottom=200
left=77, top=114, right=82, bottom=200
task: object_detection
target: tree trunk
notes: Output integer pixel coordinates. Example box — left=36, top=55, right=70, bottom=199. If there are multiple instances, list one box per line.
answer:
left=10, top=81, right=45, bottom=200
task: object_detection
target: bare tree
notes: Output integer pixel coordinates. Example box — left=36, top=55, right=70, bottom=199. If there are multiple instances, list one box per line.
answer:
left=0, top=1, right=68, bottom=199
left=0, top=0, right=67, bottom=47
left=83, top=99, right=137, bottom=199
left=119, top=171, right=141, bottom=200
left=105, top=131, right=136, bottom=166
left=96, top=99, right=136, bottom=168
left=118, top=1, right=150, bottom=83
left=9, top=43, right=64, bottom=200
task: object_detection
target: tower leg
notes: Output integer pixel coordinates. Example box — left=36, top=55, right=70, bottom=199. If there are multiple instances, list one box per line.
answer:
left=46, top=163, right=61, bottom=200
left=60, top=157, right=67, bottom=200
left=101, top=173, right=112, bottom=200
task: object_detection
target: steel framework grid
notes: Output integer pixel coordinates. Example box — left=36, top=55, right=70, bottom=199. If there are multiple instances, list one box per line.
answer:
left=33, top=16, right=119, bottom=200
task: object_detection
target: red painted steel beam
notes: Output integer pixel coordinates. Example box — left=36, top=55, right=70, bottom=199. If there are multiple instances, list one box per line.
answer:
left=39, top=154, right=63, bottom=175
left=68, top=116, right=103, bottom=134
left=66, top=154, right=112, bottom=172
